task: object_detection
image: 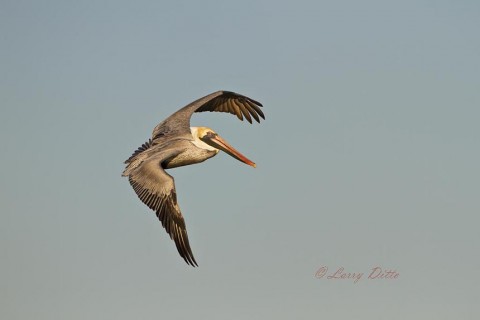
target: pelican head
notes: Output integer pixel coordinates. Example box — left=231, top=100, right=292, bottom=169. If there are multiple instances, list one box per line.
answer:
left=191, top=127, right=256, bottom=167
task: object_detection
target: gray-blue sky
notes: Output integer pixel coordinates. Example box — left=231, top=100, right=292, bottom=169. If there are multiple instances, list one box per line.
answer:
left=1, top=1, right=479, bottom=319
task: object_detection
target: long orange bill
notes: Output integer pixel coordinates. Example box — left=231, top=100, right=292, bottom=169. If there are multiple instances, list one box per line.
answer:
left=203, top=134, right=256, bottom=168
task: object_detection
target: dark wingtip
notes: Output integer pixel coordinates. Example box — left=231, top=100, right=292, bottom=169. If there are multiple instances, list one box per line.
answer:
left=249, top=97, right=263, bottom=108
left=183, top=252, right=198, bottom=267
left=190, top=258, right=199, bottom=267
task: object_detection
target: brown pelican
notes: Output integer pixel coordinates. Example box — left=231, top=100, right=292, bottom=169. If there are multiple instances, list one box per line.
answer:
left=122, top=91, right=264, bottom=266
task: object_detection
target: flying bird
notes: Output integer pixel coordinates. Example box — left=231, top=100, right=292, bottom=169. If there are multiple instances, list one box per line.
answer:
left=122, top=91, right=264, bottom=266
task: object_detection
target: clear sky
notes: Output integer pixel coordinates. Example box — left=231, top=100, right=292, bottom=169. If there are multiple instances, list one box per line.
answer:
left=1, top=1, right=479, bottom=319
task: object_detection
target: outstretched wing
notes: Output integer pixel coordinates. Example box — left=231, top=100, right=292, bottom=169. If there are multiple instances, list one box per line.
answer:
left=152, top=91, right=264, bottom=140
left=127, top=151, right=198, bottom=266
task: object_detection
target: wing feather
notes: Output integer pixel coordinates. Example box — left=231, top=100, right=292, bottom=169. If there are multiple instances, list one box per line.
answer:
left=234, top=99, right=252, bottom=123
left=127, top=152, right=198, bottom=266
left=151, top=91, right=264, bottom=139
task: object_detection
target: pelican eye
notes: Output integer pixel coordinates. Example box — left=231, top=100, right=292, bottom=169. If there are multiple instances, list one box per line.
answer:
left=204, top=131, right=217, bottom=139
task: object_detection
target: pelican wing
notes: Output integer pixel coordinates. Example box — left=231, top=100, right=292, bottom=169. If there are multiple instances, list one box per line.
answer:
left=127, top=152, right=198, bottom=266
left=152, top=91, right=264, bottom=140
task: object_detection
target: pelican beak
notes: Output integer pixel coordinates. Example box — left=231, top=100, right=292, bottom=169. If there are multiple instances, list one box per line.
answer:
left=202, top=133, right=256, bottom=168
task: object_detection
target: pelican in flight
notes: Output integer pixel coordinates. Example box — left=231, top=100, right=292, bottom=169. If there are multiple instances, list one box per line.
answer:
left=122, top=91, right=264, bottom=266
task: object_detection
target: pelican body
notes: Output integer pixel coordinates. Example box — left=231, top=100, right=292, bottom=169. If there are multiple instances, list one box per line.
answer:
left=122, top=91, right=264, bottom=266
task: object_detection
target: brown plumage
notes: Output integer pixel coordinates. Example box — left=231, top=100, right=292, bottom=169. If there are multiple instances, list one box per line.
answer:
left=123, top=91, right=264, bottom=266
